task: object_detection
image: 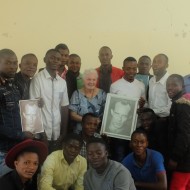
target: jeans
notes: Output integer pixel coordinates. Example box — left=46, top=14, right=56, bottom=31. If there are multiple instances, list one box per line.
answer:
left=0, top=151, right=12, bottom=177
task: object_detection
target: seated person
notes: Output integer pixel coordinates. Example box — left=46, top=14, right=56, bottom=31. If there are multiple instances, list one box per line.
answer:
left=69, top=69, right=106, bottom=134
left=0, top=139, right=48, bottom=190
left=122, top=129, right=167, bottom=190
left=38, top=133, right=87, bottom=190
left=84, top=137, right=136, bottom=190
left=80, top=113, right=100, bottom=158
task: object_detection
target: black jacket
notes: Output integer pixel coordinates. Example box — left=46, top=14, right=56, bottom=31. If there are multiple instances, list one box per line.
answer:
left=0, top=170, right=37, bottom=190
left=168, top=91, right=190, bottom=172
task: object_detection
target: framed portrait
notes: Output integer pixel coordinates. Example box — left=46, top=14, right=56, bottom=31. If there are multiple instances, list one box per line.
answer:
left=100, top=93, right=139, bottom=140
left=19, top=99, right=44, bottom=134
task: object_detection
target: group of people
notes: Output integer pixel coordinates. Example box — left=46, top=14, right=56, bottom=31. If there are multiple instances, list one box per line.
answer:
left=0, top=44, right=190, bottom=190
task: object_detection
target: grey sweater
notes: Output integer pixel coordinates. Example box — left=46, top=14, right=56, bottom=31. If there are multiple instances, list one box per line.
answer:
left=84, top=159, right=136, bottom=190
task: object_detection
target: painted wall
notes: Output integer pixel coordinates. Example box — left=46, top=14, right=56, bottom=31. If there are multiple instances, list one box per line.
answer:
left=1, top=0, right=190, bottom=75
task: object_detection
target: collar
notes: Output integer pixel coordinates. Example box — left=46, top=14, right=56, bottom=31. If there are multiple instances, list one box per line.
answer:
left=60, top=150, right=80, bottom=164
left=132, top=148, right=151, bottom=168
left=152, top=72, right=169, bottom=85
left=44, top=68, right=58, bottom=80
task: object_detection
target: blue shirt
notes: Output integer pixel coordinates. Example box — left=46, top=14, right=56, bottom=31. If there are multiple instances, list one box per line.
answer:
left=122, top=149, right=165, bottom=183
left=184, top=74, right=190, bottom=93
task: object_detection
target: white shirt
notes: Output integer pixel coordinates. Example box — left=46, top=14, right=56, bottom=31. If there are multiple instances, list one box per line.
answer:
left=29, top=68, right=69, bottom=140
left=148, top=72, right=171, bottom=117
left=110, top=78, right=146, bottom=99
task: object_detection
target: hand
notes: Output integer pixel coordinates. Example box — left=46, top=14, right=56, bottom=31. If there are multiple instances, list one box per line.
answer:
left=37, top=97, right=44, bottom=108
left=168, top=159, right=178, bottom=170
left=23, top=131, right=35, bottom=139
left=138, top=97, right=145, bottom=108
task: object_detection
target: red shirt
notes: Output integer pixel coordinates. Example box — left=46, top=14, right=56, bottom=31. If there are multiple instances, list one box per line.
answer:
left=96, top=66, right=124, bottom=87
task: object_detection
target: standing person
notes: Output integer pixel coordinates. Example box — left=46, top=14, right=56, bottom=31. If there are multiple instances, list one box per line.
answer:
left=84, top=137, right=136, bottom=190
left=96, top=46, right=124, bottom=93
left=38, top=133, right=87, bottom=190
left=148, top=54, right=171, bottom=118
left=14, top=53, right=38, bottom=100
left=122, top=129, right=167, bottom=190
left=55, top=43, right=69, bottom=79
left=66, top=54, right=83, bottom=100
left=166, top=74, right=190, bottom=190
left=69, top=69, right=106, bottom=134
left=30, top=49, right=69, bottom=153
left=0, top=49, right=34, bottom=177
left=0, top=139, right=48, bottom=190
left=109, top=56, right=146, bottom=161
left=135, top=55, right=152, bottom=99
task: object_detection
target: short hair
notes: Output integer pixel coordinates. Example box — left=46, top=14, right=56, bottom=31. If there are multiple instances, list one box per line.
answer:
left=62, top=133, right=83, bottom=147
left=131, top=128, right=148, bottom=140
left=86, top=137, right=108, bottom=150
left=55, top=43, right=69, bottom=51
left=0, top=49, right=16, bottom=58
left=156, top=53, right=169, bottom=64
left=45, top=49, right=59, bottom=57
left=82, top=113, right=99, bottom=124
left=21, top=53, right=38, bottom=63
left=138, top=55, right=151, bottom=63
left=82, top=69, right=98, bottom=80
left=123, top=57, right=137, bottom=66
left=140, top=108, right=157, bottom=120
left=69, top=54, right=81, bottom=60
left=168, top=74, right=184, bottom=86
left=99, top=46, right=112, bottom=54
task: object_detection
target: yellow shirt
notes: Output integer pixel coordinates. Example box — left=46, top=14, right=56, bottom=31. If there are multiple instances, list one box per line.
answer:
left=38, top=150, right=87, bottom=190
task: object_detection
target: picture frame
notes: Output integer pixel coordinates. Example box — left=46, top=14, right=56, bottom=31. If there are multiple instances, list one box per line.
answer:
left=19, top=99, right=44, bottom=134
left=100, top=93, right=139, bottom=140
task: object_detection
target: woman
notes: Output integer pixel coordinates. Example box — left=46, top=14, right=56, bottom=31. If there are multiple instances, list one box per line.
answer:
left=69, top=69, right=106, bottom=134
left=0, top=139, right=48, bottom=190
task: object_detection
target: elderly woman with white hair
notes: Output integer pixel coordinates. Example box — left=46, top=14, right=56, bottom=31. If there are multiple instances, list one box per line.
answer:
left=69, top=69, right=107, bottom=134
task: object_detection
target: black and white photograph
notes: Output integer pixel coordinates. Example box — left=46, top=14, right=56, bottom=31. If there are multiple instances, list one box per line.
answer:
left=19, top=99, right=43, bottom=134
left=101, top=93, right=138, bottom=140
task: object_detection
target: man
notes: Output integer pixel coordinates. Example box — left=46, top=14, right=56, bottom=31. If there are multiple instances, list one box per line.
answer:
left=14, top=53, right=38, bottom=100
left=80, top=113, right=100, bottom=158
left=96, top=46, right=124, bottom=93
left=107, top=101, right=131, bottom=135
left=122, top=129, right=167, bottom=190
left=84, top=137, right=136, bottom=190
left=135, top=55, right=152, bottom=98
left=110, top=57, right=146, bottom=108
left=109, top=57, right=146, bottom=161
left=166, top=74, right=190, bottom=189
left=183, top=74, right=190, bottom=93
left=55, top=43, right=70, bottom=79
left=66, top=54, right=83, bottom=100
left=0, top=49, right=34, bottom=177
left=39, top=133, right=87, bottom=190
left=30, top=49, right=69, bottom=153
left=148, top=54, right=171, bottom=118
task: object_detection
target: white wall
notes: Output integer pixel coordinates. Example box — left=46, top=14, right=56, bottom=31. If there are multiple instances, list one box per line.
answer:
left=1, top=0, right=190, bottom=75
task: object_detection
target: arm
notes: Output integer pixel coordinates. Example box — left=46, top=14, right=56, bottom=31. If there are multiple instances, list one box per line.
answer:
left=74, top=157, right=87, bottom=190
left=135, top=172, right=167, bottom=190
left=38, top=155, right=56, bottom=190
left=70, top=111, right=82, bottom=122
left=170, top=103, right=190, bottom=162
left=60, top=105, right=69, bottom=137
left=29, top=77, right=41, bottom=99
left=113, top=168, right=136, bottom=190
